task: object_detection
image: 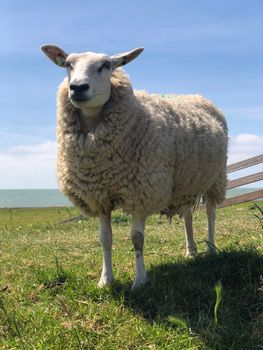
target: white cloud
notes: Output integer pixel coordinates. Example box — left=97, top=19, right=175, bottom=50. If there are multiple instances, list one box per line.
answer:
left=228, top=133, right=263, bottom=164
left=0, top=141, right=57, bottom=189
left=228, top=133, right=263, bottom=187
left=7, top=142, right=56, bottom=155
left=0, top=134, right=262, bottom=189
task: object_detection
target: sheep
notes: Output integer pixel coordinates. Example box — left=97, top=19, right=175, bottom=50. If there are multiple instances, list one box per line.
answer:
left=41, top=45, right=228, bottom=290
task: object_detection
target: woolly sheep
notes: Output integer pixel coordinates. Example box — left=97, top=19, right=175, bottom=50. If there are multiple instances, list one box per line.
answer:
left=41, top=45, right=228, bottom=290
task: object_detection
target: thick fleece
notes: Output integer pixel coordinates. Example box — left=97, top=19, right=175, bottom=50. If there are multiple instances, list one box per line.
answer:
left=56, top=69, right=228, bottom=218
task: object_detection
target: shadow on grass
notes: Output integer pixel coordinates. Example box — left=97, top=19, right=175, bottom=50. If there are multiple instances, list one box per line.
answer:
left=108, top=248, right=263, bottom=349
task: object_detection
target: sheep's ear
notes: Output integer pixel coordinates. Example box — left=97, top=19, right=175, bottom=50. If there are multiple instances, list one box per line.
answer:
left=111, top=48, right=144, bottom=69
left=41, top=45, right=68, bottom=67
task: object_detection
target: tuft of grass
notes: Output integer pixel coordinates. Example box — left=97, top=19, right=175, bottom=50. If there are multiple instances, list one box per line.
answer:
left=167, top=316, right=189, bottom=329
left=8, top=209, right=14, bottom=229
left=250, top=203, right=263, bottom=229
left=112, top=212, right=131, bottom=225
left=32, top=257, right=70, bottom=289
left=0, top=298, right=25, bottom=349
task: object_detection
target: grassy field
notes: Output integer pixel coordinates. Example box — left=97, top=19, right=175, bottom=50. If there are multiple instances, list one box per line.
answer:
left=0, top=203, right=263, bottom=349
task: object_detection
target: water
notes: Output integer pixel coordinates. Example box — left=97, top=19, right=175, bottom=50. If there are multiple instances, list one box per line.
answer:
left=0, top=189, right=71, bottom=208
left=0, top=188, right=261, bottom=208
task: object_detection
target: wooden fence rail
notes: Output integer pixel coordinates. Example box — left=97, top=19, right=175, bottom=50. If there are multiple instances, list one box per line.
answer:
left=219, top=154, right=263, bottom=208
left=226, top=154, right=263, bottom=173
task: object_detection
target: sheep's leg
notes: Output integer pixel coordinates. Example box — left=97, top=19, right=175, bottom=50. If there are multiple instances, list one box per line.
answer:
left=98, top=213, right=114, bottom=287
left=184, top=208, right=197, bottom=257
left=206, top=200, right=217, bottom=254
left=131, top=217, right=147, bottom=290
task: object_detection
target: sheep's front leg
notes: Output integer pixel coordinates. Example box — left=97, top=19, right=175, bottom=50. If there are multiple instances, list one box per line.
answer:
left=184, top=208, right=197, bottom=257
left=98, top=213, right=114, bottom=287
left=131, top=217, right=147, bottom=290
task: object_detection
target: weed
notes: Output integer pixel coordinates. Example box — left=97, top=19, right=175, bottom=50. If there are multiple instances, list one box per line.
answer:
left=0, top=298, right=25, bottom=349
left=8, top=209, right=14, bottom=229
left=250, top=203, right=263, bottom=229
left=32, top=257, right=70, bottom=289
left=112, top=212, right=131, bottom=225
left=214, top=281, right=223, bottom=325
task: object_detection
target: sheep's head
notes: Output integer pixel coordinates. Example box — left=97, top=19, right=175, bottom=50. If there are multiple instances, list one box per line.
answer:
left=41, top=45, right=143, bottom=110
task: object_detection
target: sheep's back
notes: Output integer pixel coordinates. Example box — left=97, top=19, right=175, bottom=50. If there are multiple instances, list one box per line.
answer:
left=134, top=92, right=228, bottom=215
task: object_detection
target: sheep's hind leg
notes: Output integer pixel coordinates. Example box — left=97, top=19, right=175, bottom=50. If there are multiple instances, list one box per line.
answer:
left=98, top=213, right=114, bottom=287
left=184, top=208, right=197, bottom=257
left=206, top=200, right=217, bottom=254
left=131, top=217, right=147, bottom=290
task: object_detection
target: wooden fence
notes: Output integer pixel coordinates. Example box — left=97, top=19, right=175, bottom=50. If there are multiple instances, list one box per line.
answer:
left=219, top=154, right=263, bottom=208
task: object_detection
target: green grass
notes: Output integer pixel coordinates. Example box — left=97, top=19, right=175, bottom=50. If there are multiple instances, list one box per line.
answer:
left=0, top=203, right=263, bottom=349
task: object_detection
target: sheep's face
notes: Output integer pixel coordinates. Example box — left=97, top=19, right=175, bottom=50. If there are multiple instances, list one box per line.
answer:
left=41, top=45, right=143, bottom=110
left=65, top=52, right=113, bottom=108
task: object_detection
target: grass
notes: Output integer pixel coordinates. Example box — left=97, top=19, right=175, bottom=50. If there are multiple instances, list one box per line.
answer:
left=0, top=203, right=263, bottom=349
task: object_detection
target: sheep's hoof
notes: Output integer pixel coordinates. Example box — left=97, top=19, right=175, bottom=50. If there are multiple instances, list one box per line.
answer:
left=207, top=247, right=217, bottom=255
left=98, top=276, right=114, bottom=288
left=206, top=242, right=217, bottom=255
left=185, top=248, right=197, bottom=258
left=132, top=275, right=148, bottom=291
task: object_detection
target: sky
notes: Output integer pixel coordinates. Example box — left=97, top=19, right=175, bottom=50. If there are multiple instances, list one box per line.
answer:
left=0, top=0, right=262, bottom=189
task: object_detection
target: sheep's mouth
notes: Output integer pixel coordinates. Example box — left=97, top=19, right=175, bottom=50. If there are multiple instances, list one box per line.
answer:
left=71, top=95, right=90, bottom=102
left=69, top=93, right=108, bottom=108
left=70, top=93, right=94, bottom=107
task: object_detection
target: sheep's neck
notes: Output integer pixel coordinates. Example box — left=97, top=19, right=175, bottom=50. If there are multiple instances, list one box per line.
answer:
left=79, top=106, right=103, bottom=133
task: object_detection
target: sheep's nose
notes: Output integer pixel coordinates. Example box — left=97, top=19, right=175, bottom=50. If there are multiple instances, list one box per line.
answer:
left=70, top=83, right=90, bottom=93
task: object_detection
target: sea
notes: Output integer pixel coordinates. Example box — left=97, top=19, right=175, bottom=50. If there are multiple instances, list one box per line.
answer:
left=0, top=189, right=71, bottom=208
left=0, top=188, right=261, bottom=208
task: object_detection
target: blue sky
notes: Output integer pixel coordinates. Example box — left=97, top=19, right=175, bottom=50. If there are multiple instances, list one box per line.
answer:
left=0, top=0, right=262, bottom=188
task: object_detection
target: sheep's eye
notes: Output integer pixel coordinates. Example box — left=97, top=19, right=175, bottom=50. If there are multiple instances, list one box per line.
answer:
left=65, top=61, right=72, bottom=69
left=98, top=61, right=111, bottom=73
